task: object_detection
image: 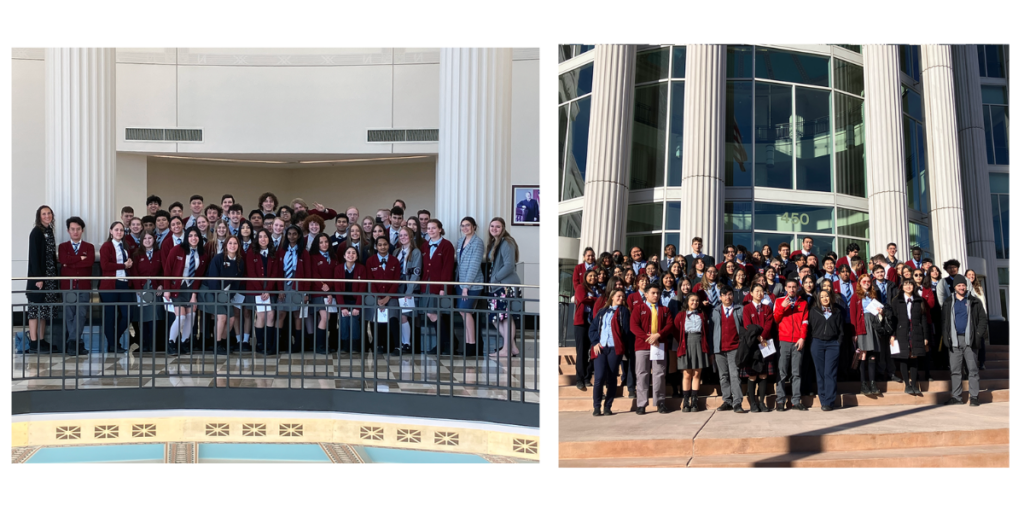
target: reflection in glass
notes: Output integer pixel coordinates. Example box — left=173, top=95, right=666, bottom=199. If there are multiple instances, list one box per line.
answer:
left=754, top=232, right=794, bottom=257
left=671, top=46, right=687, bottom=79
left=904, top=117, right=929, bottom=213
left=795, top=87, right=832, bottom=192
left=799, top=235, right=835, bottom=256
left=724, top=201, right=752, bottom=231
left=636, top=48, right=670, bottom=84
left=665, top=201, right=681, bottom=231
left=668, top=82, right=685, bottom=186
left=562, top=96, right=591, bottom=201
left=902, top=87, right=922, bottom=121
left=626, top=203, right=664, bottom=233
left=559, top=45, right=574, bottom=64
left=833, top=59, right=864, bottom=96
left=989, top=172, right=1009, bottom=194
left=899, top=45, right=920, bottom=82
left=835, top=94, right=865, bottom=197
left=838, top=237, right=870, bottom=262
left=559, top=105, right=567, bottom=198
left=664, top=233, right=680, bottom=254
left=727, top=45, right=754, bottom=78
left=837, top=208, right=870, bottom=239
left=558, top=211, right=582, bottom=239
left=755, top=82, right=793, bottom=189
left=754, top=202, right=834, bottom=233
left=629, top=83, right=667, bottom=189
left=726, top=82, right=753, bottom=187
left=908, top=222, right=933, bottom=260
left=986, top=105, right=1009, bottom=165
left=755, top=48, right=830, bottom=87
left=725, top=232, right=754, bottom=253
left=558, top=63, right=593, bottom=104
left=984, top=45, right=1006, bottom=79
left=981, top=85, right=1007, bottom=105
left=835, top=45, right=861, bottom=53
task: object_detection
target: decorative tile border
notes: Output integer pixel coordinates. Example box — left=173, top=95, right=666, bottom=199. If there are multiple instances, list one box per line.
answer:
left=434, top=431, right=459, bottom=446
left=242, top=423, right=267, bottom=437
left=12, top=446, right=39, bottom=464
left=95, top=425, right=119, bottom=439
left=513, top=438, right=538, bottom=455
left=205, top=423, right=229, bottom=437
left=397, top=429, right=421, bottom=444
left=360, top=426, right=384, bottom=441
left=132, top=424, right=157, bottom=438
left=165, top=442, right=196, bottom=463
left=280, top=424, right=303, bottom=437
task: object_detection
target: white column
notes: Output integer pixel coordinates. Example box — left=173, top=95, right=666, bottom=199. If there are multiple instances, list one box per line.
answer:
left=578, top=45, right=635, bottom=258
left=862, top=45, right=910, bottom=259
left=679, top=45, right=726, bottom=260
left=920, top=45, right=969, bottom=272
left=45, top=48, right=117, bottom=249
left=951, top=45, right=1004, bottom=320
left=437, top=48, right=512, bottom=240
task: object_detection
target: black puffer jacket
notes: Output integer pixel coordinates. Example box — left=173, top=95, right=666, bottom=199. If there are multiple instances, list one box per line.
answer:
left=892, top=292, right=929, bottom=358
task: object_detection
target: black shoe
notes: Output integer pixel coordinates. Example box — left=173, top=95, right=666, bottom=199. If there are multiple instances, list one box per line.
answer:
left=891, top=374, right=903, bottom=384
left=821, top=405, right=833, bottom=412
left=793, top=402, right=808, bottom=411
left=860, top=382, right=871, bottom=396
left=980, top=364, right=987, bottom=371
left=636, top=407, right=646, bottom=415
left=776, top=402, right=787, bottom=412
left=716, top=402, right=733, bottom=412
left=228, top=342, right=241, bottom=354
left=682, top=396, right=691, bottom=413
left=904, top=383, right=913, bottom=395
left=66, top=342, right=89, bottom=356
left=733, top=405, right=747, bottom=413
left=603, top=406, right=613, bottom=416
left=576, top=380, right=586, bottom=391
left=178, top=342, right=191, bottom=355
left=239, top=342, right=253, bottom=353
left=690, top=396, right=702, bottom=412
left=214, top=343, right=229, bottom=355
left=628, top=389, right=637, bottom=399
left=869, top=381, right=881, bottom=396
left=593, top=407, right=602, bottom=417
left=314, top=346, right=329, bottom=355
left=913, top=383, right=923, bottom=396
left=970, top=397, right=980, bottom=407
left=944, top=397, right=963, bottom=406
left=264, top=343, right=277, bottom=356
left=658, top=404, right=668, bottom=414
left=166, top=342, right=178, bottom=355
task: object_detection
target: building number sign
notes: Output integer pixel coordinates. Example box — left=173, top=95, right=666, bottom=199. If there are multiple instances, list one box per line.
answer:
left=778, top=212, right=810, bottom=225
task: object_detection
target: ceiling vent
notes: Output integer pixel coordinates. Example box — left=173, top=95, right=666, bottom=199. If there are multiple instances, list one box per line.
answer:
left=367, top=129, right=438, bottom=143
left=125, top=128, right=203, bottom=142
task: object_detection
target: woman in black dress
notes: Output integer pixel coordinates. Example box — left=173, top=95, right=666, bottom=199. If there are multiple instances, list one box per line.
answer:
left=25, top=205, right=60, bottom=353
left=890, top=279, right=929, bottom=396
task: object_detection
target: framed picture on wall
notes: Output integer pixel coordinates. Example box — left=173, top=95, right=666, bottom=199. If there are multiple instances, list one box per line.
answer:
left=512, top=185, right=540, bottom=226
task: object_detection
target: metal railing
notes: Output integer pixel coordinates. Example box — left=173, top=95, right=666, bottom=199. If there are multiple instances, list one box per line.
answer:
left=12, top=276, right=538, bottom=404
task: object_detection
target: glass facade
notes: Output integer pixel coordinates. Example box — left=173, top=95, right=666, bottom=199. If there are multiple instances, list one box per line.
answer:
left=902, top=87, right=929, bottom=213
left=908, top=222, right=933, bottom=260
left=990, top=173, right=1009, bottom=260
left=629, top=46, right=686, bottom=190
left=559, top=211, right=582, bottom=239
left=558, top=63, right=593, bottom=200
left=899, top=45, right=921, bottom=82
left=977, top=45, right=1007, bottom=78
left=558, top=45, right=595, bottom=63
left=982, top=85, right=1009, bottom=165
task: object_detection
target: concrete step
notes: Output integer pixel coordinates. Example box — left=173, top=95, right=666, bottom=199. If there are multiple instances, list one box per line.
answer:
left=558, top=378, right=1010, bottom=398
left=559, top=367, right=1009, bottom=383
left=559, top=444, right=1009, bottom=468
left=559, top=389, right=1009, bottom=412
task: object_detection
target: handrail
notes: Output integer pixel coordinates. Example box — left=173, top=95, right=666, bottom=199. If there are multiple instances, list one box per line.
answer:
left=12, top=276, right=538, bottom=288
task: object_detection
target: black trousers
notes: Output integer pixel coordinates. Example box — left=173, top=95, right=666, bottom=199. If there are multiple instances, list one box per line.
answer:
left=574, top=322, right=593, bottom=383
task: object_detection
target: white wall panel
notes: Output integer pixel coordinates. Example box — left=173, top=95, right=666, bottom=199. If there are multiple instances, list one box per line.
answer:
left=116, top=62, right=179, bottom=153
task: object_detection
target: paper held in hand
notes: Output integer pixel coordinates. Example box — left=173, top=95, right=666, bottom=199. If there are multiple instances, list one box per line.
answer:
left=759, top=339, right=776, bottom=358
left=865, top=299, right=885, bottom=316
left=650, top=342, right=665, bottom=361
left=890, top=339, right=900, bottom=354
left=255, top=295, right=272, bottom=313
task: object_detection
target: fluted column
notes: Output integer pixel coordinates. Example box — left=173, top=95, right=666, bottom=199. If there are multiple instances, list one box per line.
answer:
left=45, top=48, right=116, bottom=249
left=951, top=45, right=1004, bottom=320
left=920, top=45, right=969, bottom=273
left=578, top=45, right=635, bottom=258
left=863, top=45, right=910, bottom=259
left=679, top=45, right=726, bottom=260
left=437, top=48, right=512, bottom=240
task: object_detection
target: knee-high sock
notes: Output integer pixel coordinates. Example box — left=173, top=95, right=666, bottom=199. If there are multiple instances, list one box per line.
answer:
left=315, top=327, right=327, bottom=349
left=900, top=361, right=909, bottom=382
left=292, top=328, right=304, bottom=349
left=908, top=358, right=919, bottom=384
left=254, top=326, right=265, bottom=348
left=169, top=317, right=181, bottom=343
left=401, top=322, right=411, bottom=347
left=180, top=313, right=194, bottom=342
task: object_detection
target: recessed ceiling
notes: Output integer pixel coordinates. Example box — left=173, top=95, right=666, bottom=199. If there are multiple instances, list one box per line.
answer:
left=138, top=153, right=436, bottom=168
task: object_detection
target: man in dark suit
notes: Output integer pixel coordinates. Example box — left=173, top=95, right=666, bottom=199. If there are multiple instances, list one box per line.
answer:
left=517, top=191, right=539, bottom=222
left=683, top=237, right=715, bottom=275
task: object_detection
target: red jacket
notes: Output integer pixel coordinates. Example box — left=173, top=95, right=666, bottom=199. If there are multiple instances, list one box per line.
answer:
left=309, top=251, right=338, bottom=299
left=789, top=249, right=814, bottom=261
left=420, top=238, right=455, bottom=295
left=574, top=284, right=599, bottom=326
left=308, top=207, right=337, bottom=221
left=591, top=296, right=606, bottom=320
left=629, top=301, right=673, bottom=352
left=123, top=234, right=141, bottom=255
left=98, top=240, right=133, bottom=290
left=673, top=310, right=709, bottom=356
left=334, top=262, right=367, bottom=307
left=58, top=240, right=95, bottom=291
left=160, top=233, right=186, bottom=274
left=128, top=249, right=163, bottom=290
left=742, top=301, right=775, bottom=341
left=626, top=291, right=644, bottom=311
left=572, top=262, right=595, bottom=290
left=275, top=245, right=311, bottom=292
left=366, top=253, right=401, bottom=300
left=773, top=295, right=809, bottom=343
left=164, top=244, right=209, bottom=298
left=848, top=293, right=869, bottom=336
left=245, top=247, right=282, bottom=293
left=918, top=287, right=935, bottom=324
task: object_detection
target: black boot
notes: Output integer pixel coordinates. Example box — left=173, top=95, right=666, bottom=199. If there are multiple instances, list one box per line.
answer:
left=748, top=381, right=761, bottom=413
left=869, top=381, right=880, bottom=396
left=290, top=328, right=304, bottom=353
left=690, top=391, right=702, bottom=412
left=757, top=379, right=770, bottom=413
left=682, top=393, right=691, bottom=413
left=214, top=339, right=229, bottom=355
left=254, top=327, right=265, bottom=353
left=861, top=381, right=871, bottom=396
left=265, top=328, right=278, bottom=355
left=314, top=327, right=328, bottom=355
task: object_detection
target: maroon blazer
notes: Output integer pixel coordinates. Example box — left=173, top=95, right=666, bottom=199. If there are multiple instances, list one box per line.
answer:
left=592, top=296, right=607, bottom=320
left=58, top=240, right=95, bottom=291
left=123, top=234, right=141, bottom=256
left=334, top=262, right=367, bottom=306
left=366, top=253, right=401, bottom=300
left=742, top=301, right=776, bottom=342
left=673, top=310, right=709, bottom=356
left=630, top=301, right=674, bottom=352
left=245, top=246, right=282, bottom=293
left=129, top=249, right=163, bottom=290
left=572, top=262, right=594, bottom=290
left=626, top=291, right=644, bottom=311
left=98, top=240, right=132, bottom=290
left=574, top=284, right=598, bottom=325
left=160, top=233, right=186, bottom=274
left=274, top=245, right=311, bottom=292
left=308, top=207, right=337, bottom=221
left=309, top=251, right=338, bottom=299
left=164, top=244, right=209, bottom=298
left=419, top=238, right=455, bottom=295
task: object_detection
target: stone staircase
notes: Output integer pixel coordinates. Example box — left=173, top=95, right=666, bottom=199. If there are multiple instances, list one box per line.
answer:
left=558, top=344, right=1009, bottom=467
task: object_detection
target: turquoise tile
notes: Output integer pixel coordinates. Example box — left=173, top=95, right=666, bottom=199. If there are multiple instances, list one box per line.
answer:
left=198, top=443, right=330, bottom=463
left=26, top=444, right=164, bottom=463
left=356, top=446, right=488, bottom=464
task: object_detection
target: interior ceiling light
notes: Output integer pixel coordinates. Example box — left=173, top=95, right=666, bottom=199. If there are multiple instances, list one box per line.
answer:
left=151, top=155, right=289, bottom=164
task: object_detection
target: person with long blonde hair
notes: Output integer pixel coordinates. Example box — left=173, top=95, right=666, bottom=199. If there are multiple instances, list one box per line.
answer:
left=485, top=217, right=520, bottom=358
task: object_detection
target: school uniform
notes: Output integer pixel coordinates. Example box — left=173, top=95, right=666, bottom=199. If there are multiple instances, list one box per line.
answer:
left=740, top=300, right=776, bottom=377
left=905, top=258, right=925, bottom=271
left=572, top=262, right=596, bottom=290
left=154, top=228, right=170, bottom=248
left=574, top=284, right=599, bottom=386
left=394, top=245, right=422, bottom=310
left=587, top=305, right=631, bottom=413
left=630, top=300, right=674, bottom=411
left=420, top=237, right=456, bottom=353
left=128, top=248, right=163, bottom=350
left=165, top=244, right=209, bottom=305
left=308, top=207, right=337, bottom=221
left=684, top=253, right=715, bottom=275
left=330, top=231, right=347, bottom=248
left=807, top=306, right=845, bottom=408
left=271, top=235, right=285, bottom=252
left=160, top=233, right=185, bottom=273
left=455, top=235, right=485, bottom=309
left=674, top=310, right=710, bottom=369
left=123, top=233, right=141, bottom=255
left=334, top=262, right=367, bottom=351
left=275, top=244, right=310, bottom=312
left=712, top=303, right=746, bottom=410
left=773, top=295, right=809, bottom=409
left=99, top=239, right=135, bottom=353
left=58, top=240, right=95, bottom=353
left=206, top=252, right=246, bottom=317
left=366, top=252, right=402, bottom=351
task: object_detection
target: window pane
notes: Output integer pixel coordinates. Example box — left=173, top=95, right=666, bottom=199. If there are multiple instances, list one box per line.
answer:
left=991, top=105, right=1009, bottom=165
left=562, top=96, right=591, bottom=201
left=984, top=107, right=996, bottom=165
left=579, top=45, right=595, bottom=55
left=636, top=47, right=670, bottom=84
left=629, top=83, right=667, bottom=189
left=755, top=47, right=830, bottom=87
left=999, top=289, right=1007, bottom=318
left=725, top=232, right=754, bottom=254
left=833, top=59, right=864, bottom=96
left=725, top=81, right=753, bottom=187
left=558, top=211, right=582, bottom=238
left=667, top=81, right=685, bottom=186
left=665, top=201, right=681, bottom=231
left=559, top=46, right=573, bottom=64
left=917, top=123, right=929, bottom=212
left=754, top=232, right=795, bottom=257
left=625, top=234, right=662, bottom=262
left=908, top=222, right=933, bottom=260
left=754, top=82, right=793, bottom=189
left=725, top=201, right=753, bottom=231
left=985, top=45, right=1006, bottom=78
left=902, top=87, right=922, bottom=121
left=795, top=87, right=832, bottom=192
left=726, top=45, right=753, bottom=78
left=835, top=94, right=866, bottom=197
left=559, top=258, right=576, bottom=299
left=998, top=267, right=1008, bottom=286
left=558, top=63, right=593, bottom=104
left=992, top=193, right=1005, bottom=259
left=754, top=202, right=834, bottom=234
left=838, top=237, right=870, bottom=263
left=1000, top=195, right=1009, bottom=259
left=989, top=173, right=1009, bottom=194
left=837, top=207, right=869, bottom=239
left=798, top=234, right=835, bottom=257
left=671, top=46, right=686, bottom=79
left=835, top=45, right=861, bottom=53
left=899, top=45, right=920, bottom=82
left=626, top=203, right=664, bottom=233
left=981, top=85, right=1007, bottom=105
left=559, top=104, right=568, bottom=197
left=905, top=119, right=928, bottom=213
left=664, top=233, right=681, bottom=255
left=977, top=45, right=987, bottom=77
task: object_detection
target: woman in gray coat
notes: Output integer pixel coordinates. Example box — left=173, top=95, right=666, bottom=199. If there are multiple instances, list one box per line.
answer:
left=456, top=217, right=485, bottom=355
left=393, top=226, right=422, bottom=354
left=485, top=217, right=521, bottom=357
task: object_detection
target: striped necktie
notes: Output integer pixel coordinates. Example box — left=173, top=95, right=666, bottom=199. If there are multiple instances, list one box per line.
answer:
left=285, top=249, right=296, bottom=288
left=186, top=249, right=196, bottom=287
left=72, top=242, right=80, bottom=254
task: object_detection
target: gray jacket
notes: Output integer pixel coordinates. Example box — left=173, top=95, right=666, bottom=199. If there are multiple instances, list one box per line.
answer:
left=489, top=238, right=520, bottom=286
left=393, top=246, right=422, bottom=296
left=711, top=303, right=744, bottom=353
left=456, top=235, right=485, bottom=292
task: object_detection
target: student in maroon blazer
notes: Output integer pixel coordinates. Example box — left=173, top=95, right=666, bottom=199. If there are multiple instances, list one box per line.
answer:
left=123, top=217, right=144, bottom=255
left=366, top=235, right=402, bottom=354
left=164, top=226, right=208, bottom=354
left=246, top=229, right=280, bottom=353
left=334, top=246, right=367, bottom=353
left=129, top=231, right=163, bottom=352
left=674, top=293, right=710, bottom=412
left=98, top=221, right=135, bottom=353
left=588, top=288, right=632, bottom=415
left=630, top=283, right=675, bottom=414
left=419, top=219, right=458, bottom=354
left=574, top=269, right=600, bottom=390
left=309, top=233, right=338, bottom=355
left=58, top=216, right=95, bottom=355
left=626, top=274, right=650, bottom=312
left=572, top=247, right=597, bottom=291
left=160, top=216, right=186, bottom=273
left=741, top=283, right=776, bottom=412
left=275, top=225, right=312, bottom=352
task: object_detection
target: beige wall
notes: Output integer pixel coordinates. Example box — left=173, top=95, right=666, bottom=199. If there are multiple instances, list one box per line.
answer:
left=11, top=58, right=46, bottom=296
left=146, top=159, right=437, bottom=229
